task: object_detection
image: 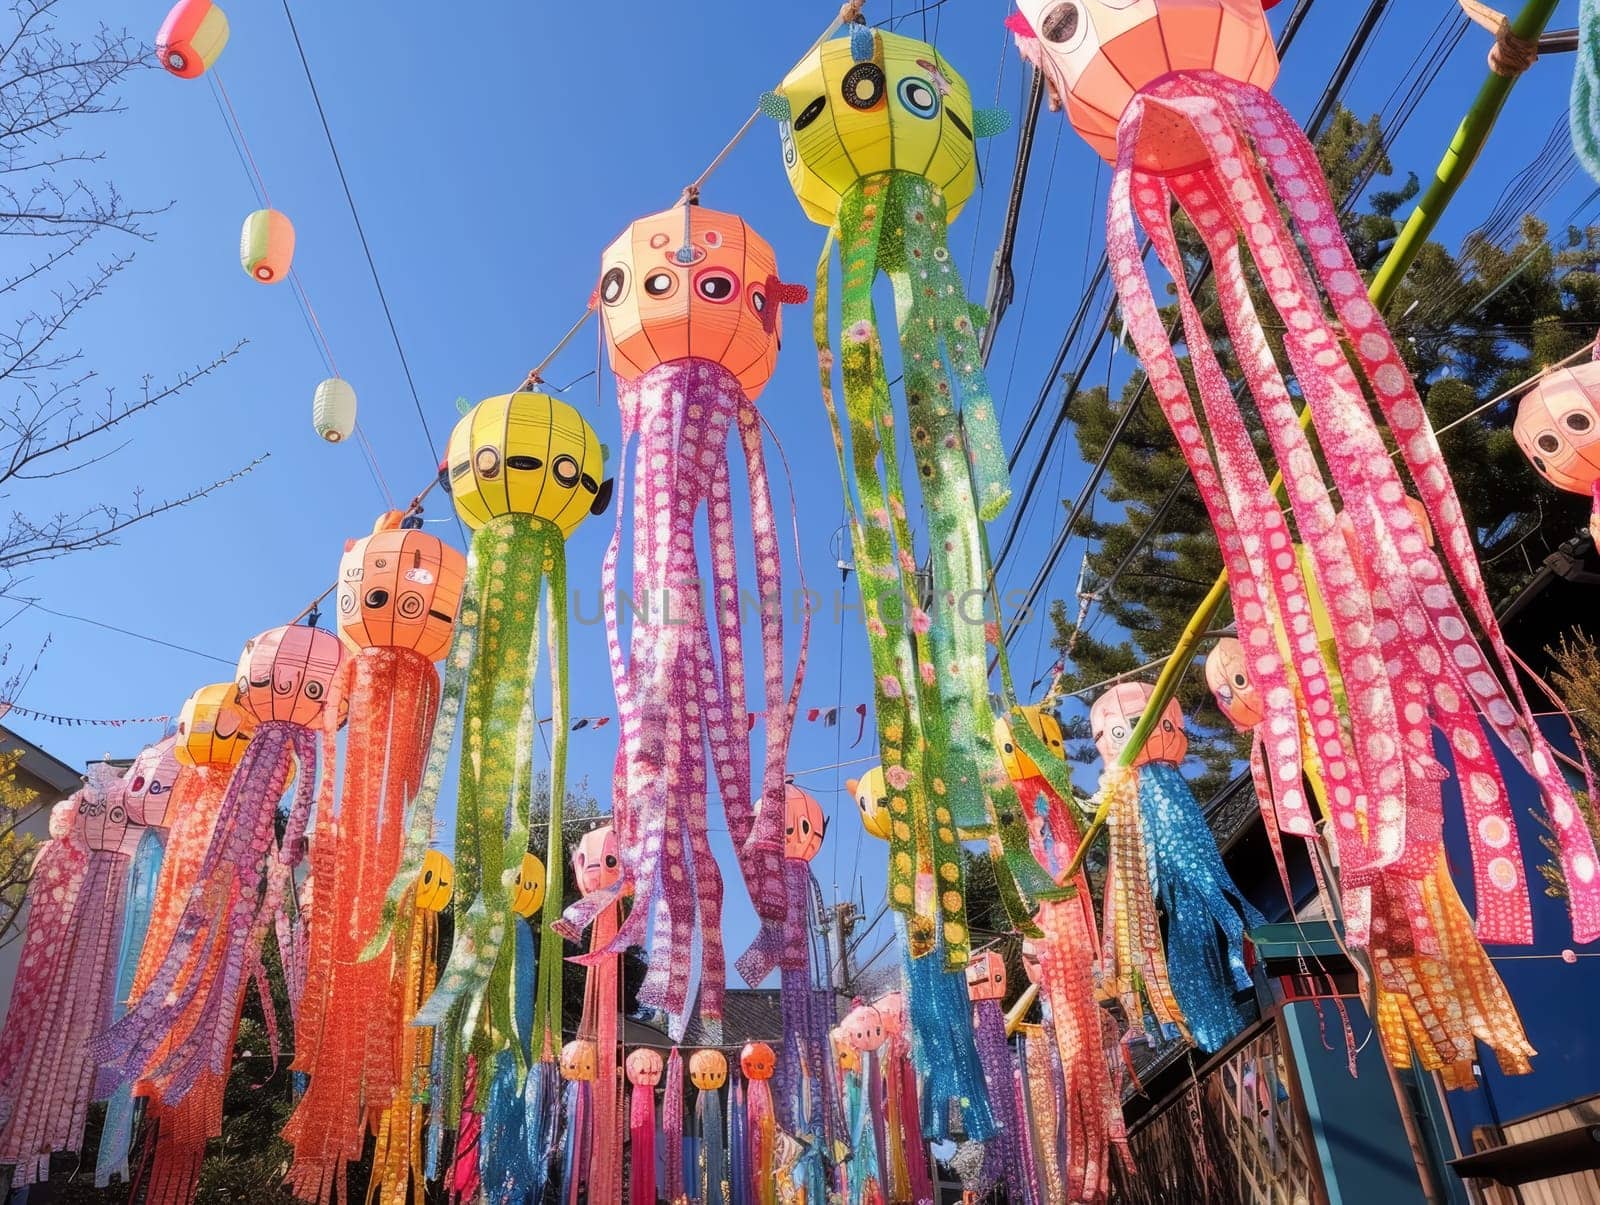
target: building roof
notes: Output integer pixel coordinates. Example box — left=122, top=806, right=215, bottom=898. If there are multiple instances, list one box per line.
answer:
left=0, top=725, right=83, bottom=796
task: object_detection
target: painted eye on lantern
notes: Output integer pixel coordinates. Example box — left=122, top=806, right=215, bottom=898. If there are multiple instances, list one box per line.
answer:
left=842, top=63, right=885, bottom=111
left=365, top=587, right=390, bottom=609
left=897, top=77, right=939, bottom=118
left=552, top=455, right=580, bottom=487
left=644, top=270, right=677, bottom=298
left=695, top=270, right=738, bottom=303
left=1233, top=673, right=1248, bottom=687
left=1110, top=724, right=1126, bottom=740
left=748, top=287, right=768, bottom=318
left=600, top=266, right=628, bottom=305
left=131, top=775, right=146, bottom=792
left=506, top=455, right=543, bottom=471
left=794, top=94, right=827, bottom=130
left=275, top=676, right=296, bottom=696
left=1039, top=3, right=1083, bottom=45
left=1536, top=432, right=1562, bottom=454
left=475, top=446, right=502, bottom=479
left=397, top=592, right=426, bottom=619
left=1533, top=456, right=1547, bottom=472
left=1566, top=411, right=1593, bottom=433
left=604, top=854, right=618, bottom=868
left=423, top=869, right=434, bottom=885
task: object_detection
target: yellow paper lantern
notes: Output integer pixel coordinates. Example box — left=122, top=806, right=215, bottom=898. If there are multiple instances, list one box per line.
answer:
left=240, top=209, right=295, bottom=284
left=845, top=766, right=892, bottom=840
left=173, top=681, right=256, bottom=769
left=313, top=378, right=357, bottom=443
left=510, top=851, right=547, bottom=918
left=688, top=1048, right=728, bottom=1091
left=416, top=851, right=454, bottom=912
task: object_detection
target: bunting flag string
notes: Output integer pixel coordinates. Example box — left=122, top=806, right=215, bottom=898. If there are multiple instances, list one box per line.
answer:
left=0, top=702, right=173, bottom=728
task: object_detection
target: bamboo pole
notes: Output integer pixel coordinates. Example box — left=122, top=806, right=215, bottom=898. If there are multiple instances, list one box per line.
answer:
left=1056, top=0, right=1563, bottom=883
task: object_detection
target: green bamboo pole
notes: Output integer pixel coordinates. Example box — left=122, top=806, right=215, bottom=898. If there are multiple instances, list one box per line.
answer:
left=1058, top=0, right=1562, bottom=882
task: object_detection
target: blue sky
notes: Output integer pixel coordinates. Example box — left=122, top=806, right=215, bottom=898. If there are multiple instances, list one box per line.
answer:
left=11, top=0, right=1600, bottom=1054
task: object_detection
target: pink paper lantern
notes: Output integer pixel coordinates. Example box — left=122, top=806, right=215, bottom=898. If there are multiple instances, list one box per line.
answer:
left=1089, top=680, right=1186, bottom=767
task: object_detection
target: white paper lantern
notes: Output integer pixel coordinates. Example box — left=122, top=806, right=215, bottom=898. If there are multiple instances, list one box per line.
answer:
left=313, top=377, right=357, bottom=443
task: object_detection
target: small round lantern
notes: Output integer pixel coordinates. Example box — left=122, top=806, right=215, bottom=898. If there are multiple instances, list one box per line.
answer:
left=1204, top=638, right=1263, bottom=732
left=77, top=762, right=143, bottom=857
left=841, top=1003, right=886, bottom=1054
left=240, top=208, right=295, bottom=284
left=416, top=850, right=454, bottom=912
left=124, top=737, right=182, bottom=829
left=1009, top=0, right=1279, bottom=169
left=442, top=392, right=612, bottom=535
left=688, top=1048, right=728, bottom=1091
left=559, top=1039, right=597, bottom=1082
left=626, top=1048, right=665, bottom=1087
left=236, top=625, right=343, bottom=727
left=832, top=1027, right=861, bottom=1074
left=337, top=518, right=466, bottom=663
left=510, top=851, right=546, bottom=918
left=845, top=766, right=892, bottom=840
left=313, top=378, right=357, bottom=444
left=1089, top=680, right=1186, bottom=767
left=156, top=0, right=228, bottom=78
left=1514, top=362, right=1600, bottom=525
left=571, top=825, right=621, bottom=897
left=173, top=681, right=256, bottom=770
left=739, top=1042, right=776, bottom=1081
left=964, top=949, right=1007, bottom=1002
left=782, top=784, right=826, bottom=861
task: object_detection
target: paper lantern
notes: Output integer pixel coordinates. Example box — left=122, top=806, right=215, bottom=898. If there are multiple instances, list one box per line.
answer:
left=1514, top=363, right=1600, bottom=528
left=442, top=391, right=610, bottom=534
left=1205, top=637, right=1263, bottom=731
left=240, top=208, right=294, bottom=283
left=770, top=29, right=996, bottom=226
left=874, top=991, right=906, bottom=1037
left=1090, top=680, right=1186, bottom=766
left=964, top=950, right=1008, bottom=1002
left=688, top=1048, right=728, bottom=1091
left=598, top=206, right=802, bottom=401
left=313, top=378, right=357, bottom=444
left=739, top=1042, right=776, bottom=1081
left=571, top=825, right=621, bottom=897
left=510, top=852, right=547, bottom=918
left=173, top=681, right=255, bottom=769
left=559, top=1040, right=597, bottom=1083
left=845, top=767, right=892, bottom=839
left=782, top=784, right=826, bottom=861
left=124, top=736, right=182, bottom=829
left=832, top=1028, right=861, bottom=1074
left=156, top=0, right=228, bottom=78
left=1011, top=0, right=1277, bottom=168
left=337, top=519, right=466, bottom=662
left=417, top=851, right=454, bottom=912
left=841, top=1004, right=886, bottom=1053
left=236, top=624, right=343, bottom=727
left=78, top=760, right=145, bottom=857
left=626, top=1049, right=665, bottom=1087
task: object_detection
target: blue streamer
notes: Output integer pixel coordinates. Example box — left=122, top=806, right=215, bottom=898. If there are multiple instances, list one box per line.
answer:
left=898, top=913, right=996, bottom=1142
left=1572, top=0, right=1600, bottom=182
left=844, top=1066, right=882, bottom=1205
left=523, top=1060, right=561, bottom=1200
left=480, top=1050, right=533, bottom=1203
left=95, top=829, right=165, bottom=1187
left=1139, top=762, right=1265, bottom=1051
left=729, top=1078, right=749, bottom=1205
left=699, top=1086, right=728, bottom=1205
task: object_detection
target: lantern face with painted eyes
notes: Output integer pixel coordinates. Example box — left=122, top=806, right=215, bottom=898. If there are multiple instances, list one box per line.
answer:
left=174, top=682, right=257, bottom=769
left=337, top=526, right=466, bottom=662
left=874, top=991, right=906, bottom=1036
left=417, top=850, right=454, bottom=912
left=571, top=825, right=621, bottom=897
left=599, top=207, right=795, bottom=401
left=124, top=737, right=182, bottom=829
left=965, top=950, right=1008, bottom=1002
left=78, top=762, right=142, bottom=857
left=626, top=1048, right=664, bottom=1087
left=689, top=1048, right=728, bottom=1091
left=772, top=29, right=985, bottom=226
left=559, top=1040, right=598, bottom=1082
left=845, top=766, right=892, bottom=840
left=832, top=1028, right=861, bottom=1074
left=1089, top=680, right=1187, bottom=767
left=157, top=0, right=228, bottom=78
left=1514, top=363, right=1600, bottom=500
left=1009, top=0, right=1279, bottom=167
left=511, top=852, right=547, bottom=918
left=782, top=784, right=826, bottom=861
left=444, top=392, right=613, bottom=536
left=1204, top=638, right=1263, bottom=731
left=994, top=716, right=1041, bottom=782
left=236, top=625, right=343, bottom=727
left=842, top=1004, right=886, bottom=1053
left=740, top=1041, right=776, bottom=1081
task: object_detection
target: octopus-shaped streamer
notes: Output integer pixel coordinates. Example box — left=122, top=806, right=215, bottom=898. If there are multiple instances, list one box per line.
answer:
left=835, top=1006, right=886, bottom=1205
left=1092, top=683, right=1265, bottom=1052
left=762, top=26, right=1064, bottom=979
left=0, top=760, right=149, bottom=1185
left=872, top=992, right=933, bottom=1205
left=366, top=853, right=450, bottom=1205
left=740, top=1042, right=778, bottom=1205
left=625, top=1049, right=664, bottom=1205
left=110, top=684, right=254, bottom=1205
left=284, top=514, right=464, bottom=1203
left=0, top=801, right=88, bottom=1184
left=94, top=626, right=342, bottom=1119
left=96, top=738, right=183, bottom=1187
left=688, top=1049, right=730, bottom=1205
left=365, top=393, right=611, bottom=1123
left=1009, top=0, right=1600, bottom=948
left=569, top=825, right=625, bottom=1204
left=557, top=205, right=810, bottom=1042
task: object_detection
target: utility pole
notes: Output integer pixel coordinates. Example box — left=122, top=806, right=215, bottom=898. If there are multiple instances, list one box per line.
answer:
left=820, top=900, right=862, bottom=995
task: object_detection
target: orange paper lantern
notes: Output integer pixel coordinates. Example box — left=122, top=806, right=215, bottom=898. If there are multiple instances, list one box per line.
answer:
left=1514, top=362, right=1600, bottom=503
left=559, top=1040, right=597, bottom=1082
left=688, top=1048, right=728, bottom=1091
left=1204, top=637, right=1263, bottom=731
left=599, top=206, right=802, bottom=402
left=236, top=625, right=343, bottom=727
left=965, top=949, right=1008, bottom=1002
left=782, top=784, right=826, bottom=861
left=156, top=0, right=228, bottom=78
left=739, top=1042, right=776, bottom=1081
left=337, top=517, right=466, bottom=662
left=1089, top=680, right=1186, bottom=767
